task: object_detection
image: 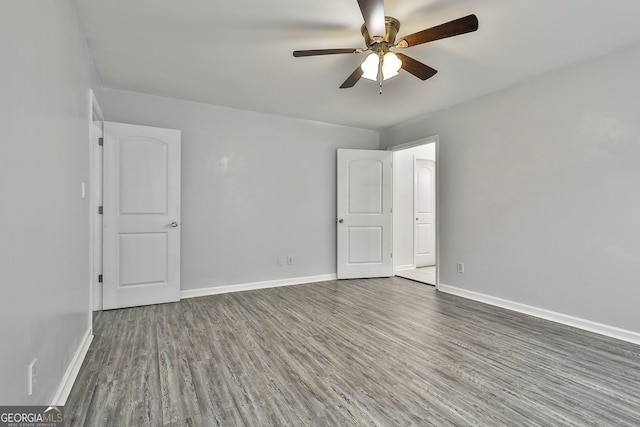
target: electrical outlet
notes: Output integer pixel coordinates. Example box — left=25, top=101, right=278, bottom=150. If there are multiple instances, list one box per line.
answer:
left=277, top=257, right=285, bottom=267
left=28, top=359, right=37, bottom=396
left=287, top=256, right=294, bottom=265
left=456, top=262, right=465, bottom=274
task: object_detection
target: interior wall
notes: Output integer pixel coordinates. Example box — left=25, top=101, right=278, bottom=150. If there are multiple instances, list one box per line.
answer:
left=393, top=143, right=436, bottom=270
left=101, top=89, right=380, bottom=291
left=0, top=1, right=101, bottom=404
left=380, top=41, right=640, bottom=334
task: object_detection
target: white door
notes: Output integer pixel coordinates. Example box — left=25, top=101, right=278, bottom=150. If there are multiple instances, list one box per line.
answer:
left=337, top=149, right=393, bottom=279
left=415, top=158, right=436, bottom=267
left=102, top=122, right=181, bottom=310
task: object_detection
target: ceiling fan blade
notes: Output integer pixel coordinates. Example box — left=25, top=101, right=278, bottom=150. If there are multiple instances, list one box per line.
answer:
left=398, top=14, right=478, bottom=47
left=395, top=53, right=437, bottom=80
left=293, top=48, right=359, bottom=57
left=340, top=66, right=364, bottom=88
left=357, top=0, right=386, bottom=40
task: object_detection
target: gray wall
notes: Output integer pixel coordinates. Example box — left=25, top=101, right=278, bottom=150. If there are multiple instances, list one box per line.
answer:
left=102, top=89, right=379, bottom=291
left=0, top=1, right=101, bottom=404
left=381, top=42, right=640, bottom=333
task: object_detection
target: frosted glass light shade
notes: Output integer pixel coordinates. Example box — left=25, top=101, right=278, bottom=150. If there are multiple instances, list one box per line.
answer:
left=360, top=52, right=403, bottom=81
left=361, top=53, right=379, bottom=81
left=382, top=52, right=402, bottom=80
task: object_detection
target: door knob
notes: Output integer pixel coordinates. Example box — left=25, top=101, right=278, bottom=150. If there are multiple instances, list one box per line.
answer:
left=337, top=219, right=344, bottom=223
left=166, top=221, right=179, bottom=228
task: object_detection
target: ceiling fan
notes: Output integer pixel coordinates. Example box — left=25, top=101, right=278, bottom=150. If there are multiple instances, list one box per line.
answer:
left=293, top=0, right=478, bottom=92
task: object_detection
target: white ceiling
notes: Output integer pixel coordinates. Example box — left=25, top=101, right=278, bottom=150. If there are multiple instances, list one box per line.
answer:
left=74, top=0, right=640, bottom=130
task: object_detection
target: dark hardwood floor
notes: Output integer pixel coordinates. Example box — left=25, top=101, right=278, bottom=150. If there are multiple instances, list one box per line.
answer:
left=65, top=277, right=640, bottom=426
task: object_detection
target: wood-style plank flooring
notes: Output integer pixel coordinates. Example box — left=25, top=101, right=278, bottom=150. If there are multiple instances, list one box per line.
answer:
left=395, top=267, right=436, bottom=285
left=65, top=277, right=640, bottom=426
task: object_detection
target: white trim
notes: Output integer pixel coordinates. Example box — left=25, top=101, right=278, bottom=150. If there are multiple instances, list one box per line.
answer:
left=52, top=329, right=93, bottom=405
left=395, top=264, right=416, bottom=272
left=413, top=156, right=417, bottom=269
left=434, top=140, right=440, bottom=287
left=438, top=283, right=640, bottom=346
left=89, top=89, right=104, bottom=313
left=180, top=274, right=338, bottom=299
left=90, top=89, right=104, bottom=121
left=386, top=135, right=439, bottom=152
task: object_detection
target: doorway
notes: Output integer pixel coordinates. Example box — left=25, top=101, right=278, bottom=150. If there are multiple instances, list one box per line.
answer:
left=389, top=136, right=438, bottom=286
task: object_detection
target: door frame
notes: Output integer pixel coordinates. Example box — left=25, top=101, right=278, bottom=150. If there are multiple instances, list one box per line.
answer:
left=387, top=135, right=440, bottom=289
left=88, top=90, right=104, bottom=315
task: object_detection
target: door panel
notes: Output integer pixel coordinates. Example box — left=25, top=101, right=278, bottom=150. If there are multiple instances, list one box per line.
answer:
left=415, top=159, right=436, bottom=267
left=103, top=122, right=181, bottom=310
left=348, top=160, right=383, bottom=213
left=416, top=223, right=434, bottom=255
left=119, top=139, right=168, bottom=214
left=337, top=149, right=393, bottom=279
left=118, top=233, right=168, bottom=286
left=348, top=227, right=383, bottom=264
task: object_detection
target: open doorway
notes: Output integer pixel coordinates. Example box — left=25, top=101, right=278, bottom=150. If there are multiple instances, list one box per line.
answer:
left=389, top=136, right=438, bottom=286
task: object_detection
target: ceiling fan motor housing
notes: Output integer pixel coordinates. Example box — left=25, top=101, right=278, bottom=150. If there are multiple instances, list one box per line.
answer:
left=361, top=17, right=400, bottom=47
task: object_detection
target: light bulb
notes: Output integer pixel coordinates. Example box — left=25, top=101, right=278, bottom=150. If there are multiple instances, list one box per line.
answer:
left=360, top=53, right=379, bottom=81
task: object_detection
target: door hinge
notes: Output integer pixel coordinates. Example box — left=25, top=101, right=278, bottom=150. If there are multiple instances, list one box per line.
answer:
left=98, top=274, right=103, bottom=283
left=98, top=206, right=103, bottom=215
left=98, top=137, right=103, bottom=146
left=390, top=252, right=393, bottom=258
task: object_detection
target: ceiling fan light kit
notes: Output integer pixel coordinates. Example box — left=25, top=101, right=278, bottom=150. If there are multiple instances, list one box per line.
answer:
left=292, top=0, right=478, bottom=93
left=361, top=51, right=401, bottom=81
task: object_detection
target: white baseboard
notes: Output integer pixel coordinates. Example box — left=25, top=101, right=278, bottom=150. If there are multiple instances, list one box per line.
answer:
left=438, top=283, right=640, bottom=346
left=180, top=274, right=338, bottom=300
left=52, top=328, right=93, bottom=405
left=395, top=264, right=416, bottom=272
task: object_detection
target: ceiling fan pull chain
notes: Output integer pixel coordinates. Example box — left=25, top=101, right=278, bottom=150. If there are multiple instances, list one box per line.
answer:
left=378, top=53, right=383, bottom=94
